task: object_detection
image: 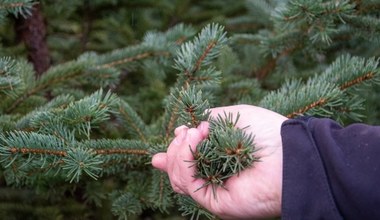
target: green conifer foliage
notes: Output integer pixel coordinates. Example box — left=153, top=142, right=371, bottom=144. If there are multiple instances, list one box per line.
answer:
left=0, top=0, right=380, bottom=219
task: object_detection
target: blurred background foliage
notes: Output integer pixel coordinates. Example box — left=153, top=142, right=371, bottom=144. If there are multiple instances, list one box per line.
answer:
left=1, top=0, right=380, bottom=219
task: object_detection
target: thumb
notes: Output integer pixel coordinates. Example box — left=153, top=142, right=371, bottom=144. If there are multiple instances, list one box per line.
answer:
left=152, top=153, right=168, bottom=172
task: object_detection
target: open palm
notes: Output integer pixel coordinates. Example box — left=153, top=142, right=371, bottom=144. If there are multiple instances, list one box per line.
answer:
left=152, top=105, right=287, bottom=219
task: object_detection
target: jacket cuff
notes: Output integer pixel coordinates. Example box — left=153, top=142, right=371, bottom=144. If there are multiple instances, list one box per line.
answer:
left=280, top=117, right=342, bottom=220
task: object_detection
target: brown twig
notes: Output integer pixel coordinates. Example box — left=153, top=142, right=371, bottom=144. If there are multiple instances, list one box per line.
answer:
left=9, top=147, right=67, bottom=157
left=95, top=148, right=148, bottom=155
left=286, top=98, right=327, bottom=118
left=339, top=72, right=375, bottom=90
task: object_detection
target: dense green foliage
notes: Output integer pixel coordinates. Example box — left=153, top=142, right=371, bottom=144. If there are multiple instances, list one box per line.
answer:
left=0, top=0, right=379, bottom=219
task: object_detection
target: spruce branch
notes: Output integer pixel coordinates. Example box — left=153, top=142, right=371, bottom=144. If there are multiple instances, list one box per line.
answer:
left=159, top=24, right=259, bottom=219
left=177, top=195, right=214, bottom=220
left=94, top=148, right=148, bottom=156
left=260, top=55, right=380, bottom=119
left=0, top=57, right=22, bottom=94
left=232, top=30, right=302, bottom=79
left=0, top=132, right=151, bottom=183
left=7, top=146, right=67, bottom=157
left=62, top=146, right=102, bottom=183
left=0, top=115, right=18, bottom=132
left=0, top=88, right=154, bottom=185
left=117, top=100, right=149, bottom=142
left=148, top=170, right=175, bottom=213
left=28, top=89, right=118, bottom=139
left=285, top=97, right=328, bottom=119
left=0, top=0, right=35, bottom=19
left=5, top=59, right=89, bottom=113
left=163, top=23, right=226, bottom=138
left=173, top=23, right=227, bottom=77
left=342, top=14, right=380, bottom=35
left=79, top=139, right=150, bottom=177
left=142, top=22, right=196, bottom=52
left=260, top=78, right=344, bottom=118
left=0, top=131, right=67, bottom=183
left=16, top=94, right=75, bottom=130
left=95, top=50, right=167, bottom=70
left=270, top=0, right=357, bottom=47
left=278, top=0, right=355, bottom=24
left=92, top=23, right=195, bottom=71
left=0, top=57, right=35, bottom=100
left=174, top=85, right=211, bottom=128
left=110, top=191, right=143, bottom=218
left=233, top=0, right=380, bottom=84
left=2, top=23, right=197, bottom=114
left=339, top=72, right=376, bottom=90
left=320, top=55, right=380, bottom=90
left=244, top=0, right=275, bottom=27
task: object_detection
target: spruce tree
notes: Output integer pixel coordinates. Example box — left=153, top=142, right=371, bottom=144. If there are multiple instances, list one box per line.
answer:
left=0, top=0, right=379, bottom=219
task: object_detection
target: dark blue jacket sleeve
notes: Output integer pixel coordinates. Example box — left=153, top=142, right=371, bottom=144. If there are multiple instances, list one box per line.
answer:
left=281, top=117, right=380, bottom=220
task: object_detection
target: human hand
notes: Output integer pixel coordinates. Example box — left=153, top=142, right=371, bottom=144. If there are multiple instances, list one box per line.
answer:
left=152, top=105, right=287, bottom=219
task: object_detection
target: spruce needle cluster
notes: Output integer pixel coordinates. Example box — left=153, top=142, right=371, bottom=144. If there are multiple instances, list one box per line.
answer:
left=191, top=112, right=258, bottom=196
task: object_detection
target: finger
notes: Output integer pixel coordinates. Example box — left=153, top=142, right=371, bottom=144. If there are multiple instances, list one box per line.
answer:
left=151, top=153, right=168, bottom=172
left=165, top=127, right=204, bottom=194
left=183, top=127, right=204, bottom=157
left=170, top=126, right=189, bottom=147
left=197, top=121, right=210, bottom=139
left=175, top=128, right=207, bottom=194
left=174, top=125, right=189, bottom=137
